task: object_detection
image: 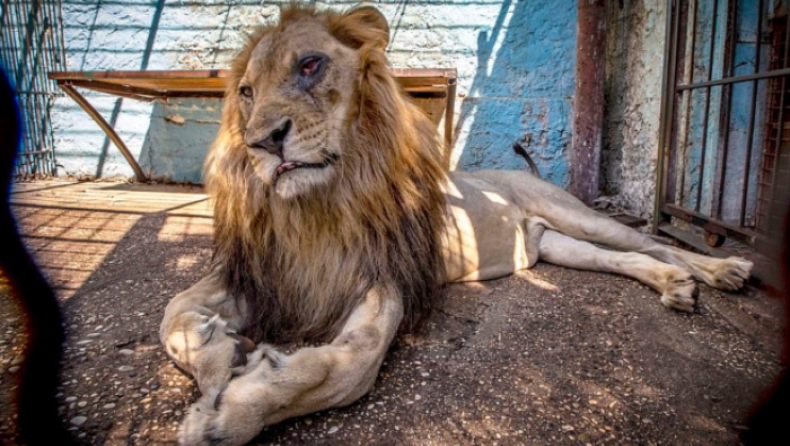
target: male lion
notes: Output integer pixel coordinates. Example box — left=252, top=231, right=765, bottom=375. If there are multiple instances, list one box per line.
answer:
left=160, top=5, right=753, bottom=445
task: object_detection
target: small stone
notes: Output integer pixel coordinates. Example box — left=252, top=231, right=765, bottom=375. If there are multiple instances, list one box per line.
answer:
left=103, top=403, right=116, bottom=410
left=11, top=356, right=23, bottom=366
left=87, top=333, right=102, bottom=338
left=77, top=401, right=88, bottom=408
left=327, top=426, right=340, bottom=434
left=65, top=396, right=77, bottom=403
left=118, top=366, right=134, bottom=373
left=561, top=425, right=574, bottom=432
left=8, top=366, right=19, bottom=373
left=118, top=349, right=134, bottom=356
left=70, top=416, right=87, bottom=427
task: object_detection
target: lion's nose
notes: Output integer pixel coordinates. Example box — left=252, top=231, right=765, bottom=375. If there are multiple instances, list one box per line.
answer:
left=247, top=119, right=292, bottom=156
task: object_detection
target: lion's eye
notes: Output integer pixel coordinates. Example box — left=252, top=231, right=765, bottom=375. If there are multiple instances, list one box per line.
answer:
left=239, top=85, right=253, bottom=98
left=299, top=58, right=321, bottom=77
left=295, top=53, right=328, bottom=90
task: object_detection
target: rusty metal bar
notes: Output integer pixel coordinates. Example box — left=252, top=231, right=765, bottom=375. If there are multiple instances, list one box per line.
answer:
left=58, top=84, right=148, bottom=181
left=713, top=0, right=739, bottom=220
left=679, top=0, right=699, bottom=208
left=666, top=0, right=690, bottom=212
left=678, top=66, right=790, bottom=89
left=696, top=0, right=720, bottom=212
left=655, top=0, right=684, bottom=233
left=569, top=0, right=606, bottom=205
left=740, top=0, right=765, bottom=227
left=662, top=203, right=758, bottom=244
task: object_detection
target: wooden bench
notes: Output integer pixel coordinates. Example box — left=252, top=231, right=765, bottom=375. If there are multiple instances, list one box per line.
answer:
left=48, top=69, right=457, bottom=181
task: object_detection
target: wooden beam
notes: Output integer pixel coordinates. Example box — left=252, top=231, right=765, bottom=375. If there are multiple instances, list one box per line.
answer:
left=58, top=84, right=148, bottom=182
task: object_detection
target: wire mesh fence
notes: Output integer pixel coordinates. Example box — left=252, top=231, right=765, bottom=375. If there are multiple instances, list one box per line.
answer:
left=1, top=0, right=66, bottom=180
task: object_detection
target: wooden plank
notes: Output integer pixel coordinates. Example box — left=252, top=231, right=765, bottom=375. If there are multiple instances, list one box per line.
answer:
left=50, top=68, right=457, bottom=95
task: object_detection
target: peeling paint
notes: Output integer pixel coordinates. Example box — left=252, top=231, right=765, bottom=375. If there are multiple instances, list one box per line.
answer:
left=603, top=0, right=667, bottom=219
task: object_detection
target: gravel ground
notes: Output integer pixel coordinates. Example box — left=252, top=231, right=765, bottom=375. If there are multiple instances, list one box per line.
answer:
left=0, top=182, right=785, bottom=445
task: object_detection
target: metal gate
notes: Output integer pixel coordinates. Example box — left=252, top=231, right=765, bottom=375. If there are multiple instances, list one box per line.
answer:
left=0, top=0, right=66, bottom=179
left=657, top=0, right=790, bottom=256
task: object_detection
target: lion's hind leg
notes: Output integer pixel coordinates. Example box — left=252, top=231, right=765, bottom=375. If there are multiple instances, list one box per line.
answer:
left=489, top=170, right=753, bottom=291
left=541, top=208, right=752, bottom=292
left=538, top=230, right=699, bottom=312
left=638, top=244, right=752, bottom=292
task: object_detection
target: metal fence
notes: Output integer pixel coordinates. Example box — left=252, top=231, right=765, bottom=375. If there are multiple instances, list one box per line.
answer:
left=657, top=0, right=790, bottom=254
left=0, top=0, right=65, bottom=179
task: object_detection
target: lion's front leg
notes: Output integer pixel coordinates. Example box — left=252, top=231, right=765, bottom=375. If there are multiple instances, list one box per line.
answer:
left=160, top=271, right=259, bottom=402
left=178, top=285, right=403, bottom=446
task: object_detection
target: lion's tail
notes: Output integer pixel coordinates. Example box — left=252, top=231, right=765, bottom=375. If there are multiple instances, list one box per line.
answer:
left=512, top=136, right=540, bottom=179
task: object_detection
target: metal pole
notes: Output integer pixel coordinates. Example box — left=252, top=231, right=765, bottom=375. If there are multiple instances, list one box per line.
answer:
left=570, top=0, right=606, bottom=205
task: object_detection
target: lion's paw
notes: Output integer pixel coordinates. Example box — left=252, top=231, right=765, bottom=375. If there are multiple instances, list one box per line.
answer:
left=711, top=257, right=752, bottom=291
left=660, top=274, right=699, bottom=313
left=178, top=398, right=221, bottom=446
left=179, top=395, right=263, bottom=446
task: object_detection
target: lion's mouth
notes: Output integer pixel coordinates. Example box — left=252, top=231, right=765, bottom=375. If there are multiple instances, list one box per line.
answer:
left=273, top=154, right=339, bottom=183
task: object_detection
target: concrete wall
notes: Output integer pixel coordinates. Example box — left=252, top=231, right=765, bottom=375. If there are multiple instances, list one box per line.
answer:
left=602, top=0, right=667, bottom=219
left=50, top=0, right=577, bottom=186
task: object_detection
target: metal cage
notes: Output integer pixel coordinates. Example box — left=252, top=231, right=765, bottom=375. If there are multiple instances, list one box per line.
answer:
left=0, top=0, right=66, bottom=180
left=656, top=0, right=790, bottom=260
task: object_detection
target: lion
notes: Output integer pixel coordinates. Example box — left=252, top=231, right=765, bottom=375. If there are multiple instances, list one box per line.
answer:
left=159, top=5, right=753, bottom=445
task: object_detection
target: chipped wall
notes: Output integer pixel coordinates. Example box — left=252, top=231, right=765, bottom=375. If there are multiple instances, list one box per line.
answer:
left=50, top=0, right=577, bottom=186
left=602, top=0, right=667, bottom=219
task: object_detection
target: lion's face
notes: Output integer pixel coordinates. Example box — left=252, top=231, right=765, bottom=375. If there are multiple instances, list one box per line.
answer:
left=236, top=18, right=360, bottom=199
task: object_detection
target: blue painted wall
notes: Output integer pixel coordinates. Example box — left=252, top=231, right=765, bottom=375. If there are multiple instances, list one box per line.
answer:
left=50, top=0, right=577, bottom=186
left=449, top=0, right=576, bottom=185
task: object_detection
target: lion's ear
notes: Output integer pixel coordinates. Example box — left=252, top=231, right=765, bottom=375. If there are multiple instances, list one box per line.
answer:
left=330, top=6, right=389, bottom=50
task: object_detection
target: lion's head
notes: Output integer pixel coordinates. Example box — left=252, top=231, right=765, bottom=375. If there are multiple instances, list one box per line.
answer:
left=204, top=5, right=447, bottom=344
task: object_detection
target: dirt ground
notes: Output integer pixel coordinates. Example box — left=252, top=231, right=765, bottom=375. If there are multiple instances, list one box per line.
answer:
left=0, top=181, right=785, bottom=445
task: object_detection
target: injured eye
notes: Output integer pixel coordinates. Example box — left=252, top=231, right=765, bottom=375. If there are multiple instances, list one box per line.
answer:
left=296, top=52, right=328, bottom=90
left=300, top=58, right=321, bottom=76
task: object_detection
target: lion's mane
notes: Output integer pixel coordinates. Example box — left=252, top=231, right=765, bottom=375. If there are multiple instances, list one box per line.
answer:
left=203, top=5, right=447, bottom=344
